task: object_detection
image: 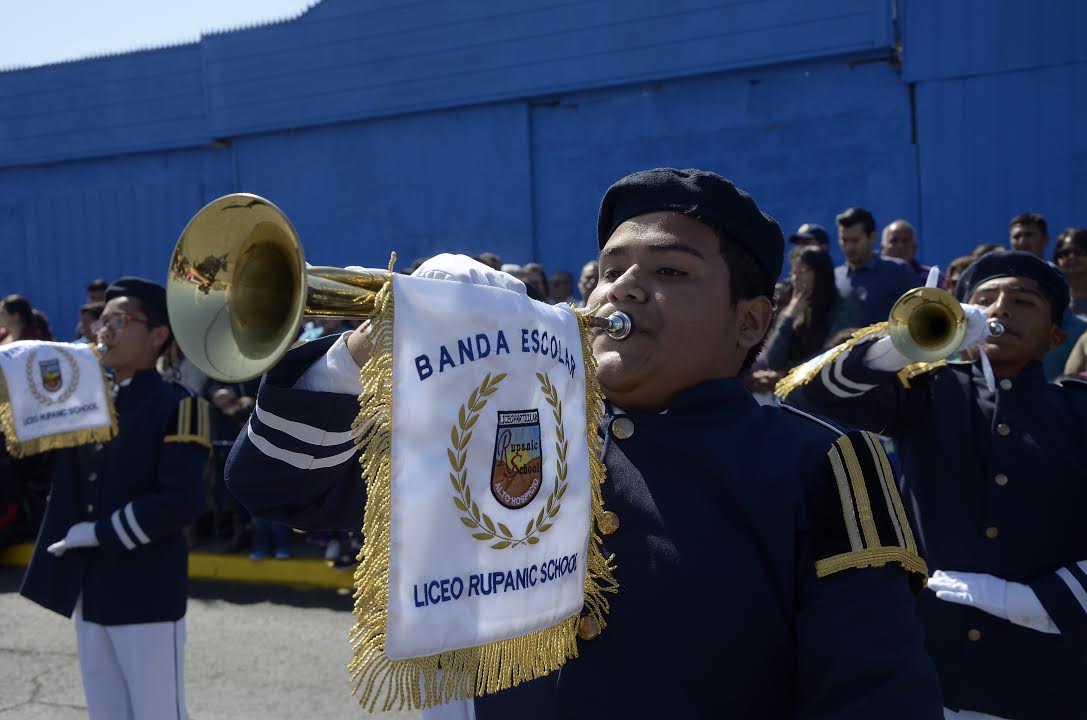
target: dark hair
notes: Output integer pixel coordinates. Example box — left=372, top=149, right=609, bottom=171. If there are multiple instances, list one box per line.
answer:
left=476, top=252, right=502, bottom=271
left=1055, top=227, right=1087, bottom=261
left=971, top=243, right=1004, bottom=259
left=786, top=246, right=839, bottom=363
left=1, top=294, right=33, bottom=327
left=29, top=309, right=53, bottom=341
left=684, top=212, right=775, bottom=373
left=87, top=278, right=108, bottom=293
left=944, top=255, right=975, bottom=292
left=835, top=207, right=876, bottom=235
left=129, top=298, right=172, bottom=356
left=522, top=263, right=550, bottom=297
left=1010, top=213, right=1048, bottom=236
left=79, top=301, right=105, bottom=319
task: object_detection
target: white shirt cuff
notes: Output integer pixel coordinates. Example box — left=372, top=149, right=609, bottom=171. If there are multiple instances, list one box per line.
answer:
left=294, top=334, right=364, bottom=395
left=1005, top=580, right=1060, bottom=634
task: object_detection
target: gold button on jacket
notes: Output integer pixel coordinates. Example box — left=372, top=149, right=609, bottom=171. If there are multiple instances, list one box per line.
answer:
left=996, top=423, right=1010, bottom=436
left=610, top=416, right=635, bottom=440
left=577, top=615, right=601, bottom=641
left=599, top=510, right=620, bottom=536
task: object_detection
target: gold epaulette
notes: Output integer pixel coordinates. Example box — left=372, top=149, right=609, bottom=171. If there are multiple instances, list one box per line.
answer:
left=896, top=360, right=948, bottom=389
left=814, top=430, right=927, bottom=587
left=164, top=396, right=212, bottom=450
left=774, top=322, right=889, bottom=401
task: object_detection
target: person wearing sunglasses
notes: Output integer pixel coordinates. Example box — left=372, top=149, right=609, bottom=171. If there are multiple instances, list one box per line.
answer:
left=19, top=276, right=211, bottom=720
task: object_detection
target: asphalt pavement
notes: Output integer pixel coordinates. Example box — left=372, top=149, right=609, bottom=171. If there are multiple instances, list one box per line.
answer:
left=0, top=568, right=420, bottom=719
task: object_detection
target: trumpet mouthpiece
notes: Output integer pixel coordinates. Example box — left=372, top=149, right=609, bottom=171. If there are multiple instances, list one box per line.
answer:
left=588, top=311, right=633, bottom=340
left=988, top=320, right=1005, bottom=337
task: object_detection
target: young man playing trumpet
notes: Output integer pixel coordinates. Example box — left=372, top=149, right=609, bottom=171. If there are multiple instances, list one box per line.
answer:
left=20, top=277, right=210, bottom=720
left=784, top=251, right=1087, bottom=720
left=226, top=169, right=942, bottom=718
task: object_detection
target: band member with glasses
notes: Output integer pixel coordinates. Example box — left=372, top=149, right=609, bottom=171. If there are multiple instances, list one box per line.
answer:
left=20, top=276, right=210, bottom=720
left=225, top=169, right=942, bottom=719
left=784, top=251, right=1087, bottom=720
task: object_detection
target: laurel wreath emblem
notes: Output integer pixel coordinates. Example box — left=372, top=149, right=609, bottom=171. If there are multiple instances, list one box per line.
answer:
left=24, top=348, right=80, bottom=406
left=448, top=371, right=569, bottom=550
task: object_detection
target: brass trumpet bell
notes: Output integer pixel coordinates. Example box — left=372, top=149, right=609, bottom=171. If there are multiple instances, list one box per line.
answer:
left=166, top=194, right=386, bottom=382
left=887, top=287, right=967, bottom=363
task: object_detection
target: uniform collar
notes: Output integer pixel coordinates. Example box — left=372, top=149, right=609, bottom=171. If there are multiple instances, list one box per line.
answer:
left=971, top=358, right=1046, bottom=390
left=662, top=377, right=757, bottom=415
left=115, top=367, right=160, bottom=395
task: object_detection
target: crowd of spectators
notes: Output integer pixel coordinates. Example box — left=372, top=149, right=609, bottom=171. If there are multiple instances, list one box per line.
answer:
left=3, top=207, right=1086, bottom=564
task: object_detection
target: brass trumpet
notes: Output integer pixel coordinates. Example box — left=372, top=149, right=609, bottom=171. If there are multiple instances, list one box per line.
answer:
left=887, top=286, right=1004, bottom=363
left=166, top=193, right=630, bottom=382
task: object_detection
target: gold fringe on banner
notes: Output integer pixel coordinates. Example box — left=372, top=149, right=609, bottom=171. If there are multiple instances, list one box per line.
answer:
left=0, top=344, right=118, bottom=458
left=346, top=262, right=618, bottom=711
left=774, top=322, right=889, bottom=401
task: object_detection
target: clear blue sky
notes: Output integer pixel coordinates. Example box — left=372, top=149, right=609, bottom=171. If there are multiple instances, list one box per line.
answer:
left=0, top=0, right=316, bottom=69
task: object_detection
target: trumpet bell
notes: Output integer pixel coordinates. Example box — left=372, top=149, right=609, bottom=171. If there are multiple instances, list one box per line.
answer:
left=887, top=287, right=967, bottom=363
left=168, top=194, right=307, bottom=383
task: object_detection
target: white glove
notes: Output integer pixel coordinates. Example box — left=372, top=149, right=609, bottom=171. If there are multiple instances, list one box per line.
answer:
left=46, top=521, right=99, bottom=557
left=410, top=254, right=527, bottom=295
left=863, top=264, right=992, bottom=373
left=928, top=570, right=1059, bottom=634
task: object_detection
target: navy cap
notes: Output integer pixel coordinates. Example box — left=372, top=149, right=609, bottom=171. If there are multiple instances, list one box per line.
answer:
left=105, top=276, right=168, bottom=325
left=788, top=223, right=830, bottom=247
left=954, top=251, right=1069, bottom=323
left=596, top=168, right=784, bottom=278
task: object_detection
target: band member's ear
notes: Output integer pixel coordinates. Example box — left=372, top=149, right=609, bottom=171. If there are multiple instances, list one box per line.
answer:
left=1047, top=324, right=1068, bottom=352
left=736, top=295, right=774, bottom=352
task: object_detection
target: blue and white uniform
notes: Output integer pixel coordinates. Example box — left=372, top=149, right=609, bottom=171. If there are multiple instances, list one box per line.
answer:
left=227, top=333, right=944, bottom=720
left=21, top=368, right=210, bottom=720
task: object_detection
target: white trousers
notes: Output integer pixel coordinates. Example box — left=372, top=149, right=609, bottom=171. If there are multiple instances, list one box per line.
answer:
left=74, top=599, right=188, bottom=720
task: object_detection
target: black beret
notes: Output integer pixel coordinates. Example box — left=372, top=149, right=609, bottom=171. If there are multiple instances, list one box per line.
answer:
left=105, top=276, right=168, bottom=325
left=597, top=168, right=784, bottom=278
left=954, top=251, right=1069, bottom=323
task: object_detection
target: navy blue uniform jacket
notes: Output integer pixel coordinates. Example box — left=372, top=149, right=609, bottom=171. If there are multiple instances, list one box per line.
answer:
left=228, top=335, right=943, bottom=719
left=21, top=368, right=210, bottom=625
left=795, top=343, right=1087, bottom=720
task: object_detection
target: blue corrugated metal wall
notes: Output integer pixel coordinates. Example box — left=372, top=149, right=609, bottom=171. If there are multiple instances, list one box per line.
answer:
left=0, top=0, right=1081, bottom=338
left=903, top=0, right=1087, bottom=263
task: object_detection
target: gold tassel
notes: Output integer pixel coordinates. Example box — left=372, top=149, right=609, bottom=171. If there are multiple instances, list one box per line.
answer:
left=774, top=322, right=889, bottom=401
left=574, top=309, right=619, bottom=640
left=0, top=345, right=118, bottom=458
left=346, top=268, right=618, bottom=711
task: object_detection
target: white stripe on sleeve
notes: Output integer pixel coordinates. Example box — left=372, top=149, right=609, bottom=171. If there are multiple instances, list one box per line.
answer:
left=124, top=503, right=151, bottom=545
left=111, top=509, right=136, bottom=550
left=246, top=424, right=359, bottom=470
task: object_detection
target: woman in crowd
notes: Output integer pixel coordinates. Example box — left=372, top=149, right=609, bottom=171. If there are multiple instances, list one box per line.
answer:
left=1054, top=227, right=1087, bottom=319
left=763, top=246, right=845, bottom=371
left=0, top=295, right=52, bottom=344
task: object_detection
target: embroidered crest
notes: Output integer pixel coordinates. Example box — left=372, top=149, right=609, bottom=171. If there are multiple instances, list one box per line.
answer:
left=39, top=358, right=62, bottom=392
left=24, top=348, right=80, bottom=405
left=449, top=372, right=567, bottom=550
left=491, top=409, right=543, bottom=509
